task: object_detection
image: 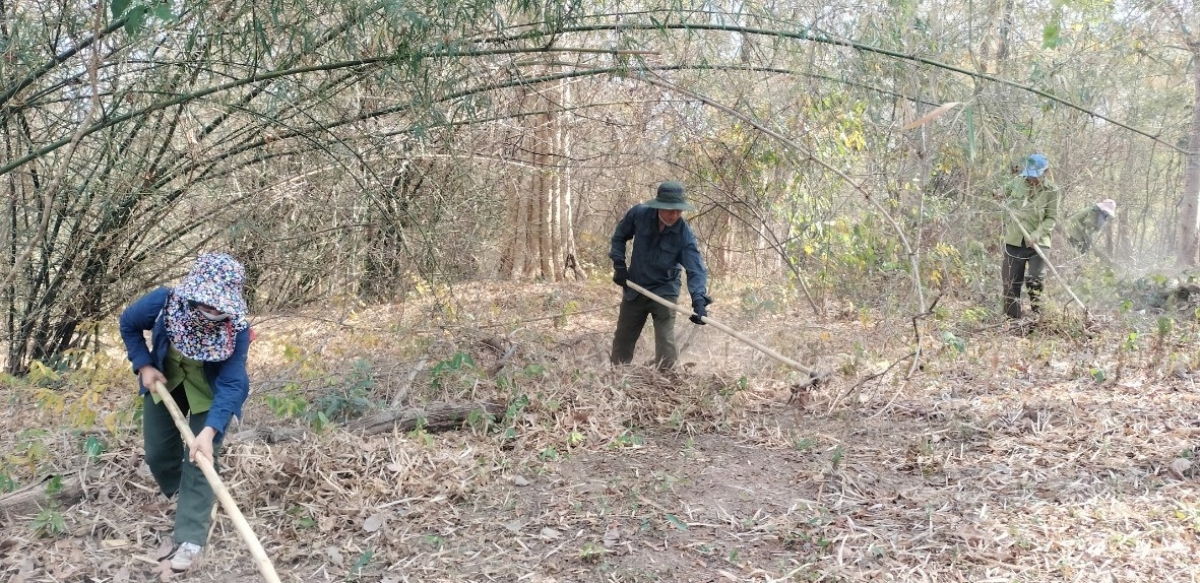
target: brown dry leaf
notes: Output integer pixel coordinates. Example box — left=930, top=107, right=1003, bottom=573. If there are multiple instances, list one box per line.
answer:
left=101, top=538, right=130, bottom=549
left=12, top=557, right=36, bottom=583
left=153, top=559, right=177, bottom=582
left=539, top=527, right=562, bottom=539
left=112, top=566, right=130, bottom=583
left=363, top=513, right=385, bottom=533
left=602, top=523, right=620, bottom=547
left=512, top=475, right=531, bottom=486
left=1169, top=457, right=1192, bottom=479
left=153, top=539, right=176, bottom=561
left=325, top=546, right=345, bottom=566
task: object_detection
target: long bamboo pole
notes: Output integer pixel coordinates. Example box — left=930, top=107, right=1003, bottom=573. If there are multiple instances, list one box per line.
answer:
left=149, top=381, right=281, bottom=583
left=624, top=281, right=818, bottom=376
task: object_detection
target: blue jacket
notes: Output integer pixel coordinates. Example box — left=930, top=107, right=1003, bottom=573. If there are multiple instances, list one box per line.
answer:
left=118, top=287, right=250, bottom=436
left=609, top=204, right=709, bottom=302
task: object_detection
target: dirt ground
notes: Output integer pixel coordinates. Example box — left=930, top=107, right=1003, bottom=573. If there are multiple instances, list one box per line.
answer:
left=3, top=281, right=1200, bottom=582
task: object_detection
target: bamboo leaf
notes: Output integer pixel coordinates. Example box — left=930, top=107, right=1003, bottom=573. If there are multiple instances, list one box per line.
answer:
left=123, top=6, right=146, bottom=35
left=111, top=0, right=130, bottom=18
left=902, top=102, right=961, bottom=130
left=1043, top=22, right=1062, bottom=49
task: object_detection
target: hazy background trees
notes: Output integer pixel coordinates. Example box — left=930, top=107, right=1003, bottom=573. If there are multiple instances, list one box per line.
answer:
left=1, top=0, right=1195, bottom=373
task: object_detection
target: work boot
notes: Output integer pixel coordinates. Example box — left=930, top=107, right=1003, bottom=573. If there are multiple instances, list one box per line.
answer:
left=1027, top=278, right=1044, bottom=314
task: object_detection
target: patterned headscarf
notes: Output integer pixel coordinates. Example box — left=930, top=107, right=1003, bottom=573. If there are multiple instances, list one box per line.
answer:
left=165, top=253, right=250, bottom=362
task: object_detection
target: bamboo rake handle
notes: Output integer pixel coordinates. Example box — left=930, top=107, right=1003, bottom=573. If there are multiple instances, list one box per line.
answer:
left=150, top=381, right=281, bottom=583
left=624, top=281, right=817, bottom=376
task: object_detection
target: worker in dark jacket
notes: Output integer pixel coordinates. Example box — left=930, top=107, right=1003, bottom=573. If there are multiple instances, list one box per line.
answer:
left=1001, top=153, right=1061, bottom=319
left=119, top=252, right=252, bottom=572
left=1066, top=199, right=1116, bottom=255
left=609, top=182, right=711, bottom=369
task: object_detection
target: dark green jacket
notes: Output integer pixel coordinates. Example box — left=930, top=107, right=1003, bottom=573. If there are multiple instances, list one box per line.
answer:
left=1066, top=206, right=1108, bottom=253
left=1002, top=176, right=1061, bottom=248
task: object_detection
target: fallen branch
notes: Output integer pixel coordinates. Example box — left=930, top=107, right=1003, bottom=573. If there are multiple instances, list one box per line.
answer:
left=348, top=402, right=506, bottom=436
left=0, top=470, right=94, bottom=517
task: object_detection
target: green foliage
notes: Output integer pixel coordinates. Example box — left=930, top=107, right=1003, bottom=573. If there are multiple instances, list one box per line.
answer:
left=265, top=382, right=310, bottom=419
left=9, top=429, right=51, bottom=476
left=940, top=332, right=965, bottom=354
left=502, top=393, right=530, bottom=440
left=579, top=541, right=609, bottom=563
left=311, top=359, right=381, bottom=425
left=610, top=430, right=643, bottom=449
left=351, top=548, right=374, bottom=577
left=30, top=507, right=67, bottom=538
left=44, top=475, right=63, bottom=495
left=430, top=351, right=477, bottom=391
left=0, top=468, right=16, bottom=494
left=83, top=436, right=105, bottom=460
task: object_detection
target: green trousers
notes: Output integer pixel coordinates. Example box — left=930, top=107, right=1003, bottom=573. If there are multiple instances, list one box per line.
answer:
left=143, top=387, right=224, bottom=546
left=611, top=294, right=678, bottom=369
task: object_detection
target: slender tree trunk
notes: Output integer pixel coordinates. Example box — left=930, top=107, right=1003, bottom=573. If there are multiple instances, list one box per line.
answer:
left=1178, top=60, right=1200, bottom=266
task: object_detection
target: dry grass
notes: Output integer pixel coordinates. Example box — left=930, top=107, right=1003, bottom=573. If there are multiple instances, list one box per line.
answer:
left=3, top=280, right=1200, bottom=582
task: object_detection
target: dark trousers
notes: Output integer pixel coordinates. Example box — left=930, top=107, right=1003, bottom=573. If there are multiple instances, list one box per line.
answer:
left=611, top=294, right=678, bottom=369
left=143, top=388, right=224, bottom=546
left=1001, top=244, right=1046, bottom=318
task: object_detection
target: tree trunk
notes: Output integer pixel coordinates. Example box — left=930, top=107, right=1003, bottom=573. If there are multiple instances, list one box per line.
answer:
left=1178, top=59, right=1200, bottom=266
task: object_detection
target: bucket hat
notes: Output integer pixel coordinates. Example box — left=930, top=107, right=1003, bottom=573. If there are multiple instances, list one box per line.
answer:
left=643, top=182, right=696, bottom=211
left=1097, top=199, right=1116, bottom=218
left=175, top=252, right=247, bottom=317
left=1018, top=153, right=1050, bottom=178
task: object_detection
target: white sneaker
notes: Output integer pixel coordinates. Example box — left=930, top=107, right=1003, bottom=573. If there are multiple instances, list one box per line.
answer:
left=170, top=542, right=203, bottom=571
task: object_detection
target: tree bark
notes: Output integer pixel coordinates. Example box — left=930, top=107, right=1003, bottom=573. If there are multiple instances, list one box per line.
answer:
left=1179, top=58, right=1200, bottom=266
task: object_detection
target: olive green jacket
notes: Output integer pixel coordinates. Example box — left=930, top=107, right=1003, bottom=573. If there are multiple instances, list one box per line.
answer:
left=1002, top=176, right=1061, bottom=249
left=1065, top=206, right=1107, bottom=253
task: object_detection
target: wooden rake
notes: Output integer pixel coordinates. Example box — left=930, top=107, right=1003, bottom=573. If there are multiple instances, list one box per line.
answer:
left=624, top=282, right=827, bottom=399
left=150, top=381, right=281, bottom=583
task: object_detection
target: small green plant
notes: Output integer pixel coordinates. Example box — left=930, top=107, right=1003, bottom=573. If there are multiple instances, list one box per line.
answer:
left=611, top=430, right=643, bottom=448
left=830, top=446, right=844, bottom=470
left=287, top=505, right=316, bottom=529
left=311, top=361, right=381, bottom=425
left=350, top=548, right=374, bottom=576
left=941, top=332, right=965, bottom=354
left=539, top=446, right=561, bottom=461
left=30, top=507, right=67, bottom=538
left=83, top=436, right=106, bottom=460
left=265, top=382, right=309, bottom=419
left=568, top=430, right=586, bottom=447
left=422, top=535, right=444, bottom=550
left=0, top=466, right=16, bottom=494
left=44, top=475, right=63, bottom=495
left=430, top=351, right=476, bottom=389
left=502, top=393, right=530, bottom=440
left=794, top=436, right=818, bottom=451
left=580, top=541, right=609, bottom=563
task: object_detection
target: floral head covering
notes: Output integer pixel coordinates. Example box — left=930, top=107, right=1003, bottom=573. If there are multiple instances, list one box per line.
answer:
left=165, top=253, right=250, bottom=361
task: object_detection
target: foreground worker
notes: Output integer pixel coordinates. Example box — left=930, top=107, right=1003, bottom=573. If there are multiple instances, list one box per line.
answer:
left=1000, top=153, right=1061, bottom=319
left=119, top=252, right=252, bottom=571
left=609, top=181, right=712, bottom=369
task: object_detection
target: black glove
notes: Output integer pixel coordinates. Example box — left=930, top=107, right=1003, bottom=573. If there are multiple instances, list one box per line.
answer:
left=612, top=266, right=628, bottom=287
left=689, top=294, right=709, bottom=325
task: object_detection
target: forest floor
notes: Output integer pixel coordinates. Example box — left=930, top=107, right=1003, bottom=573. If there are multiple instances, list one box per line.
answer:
left=2, top=279, right=1200, bottom=582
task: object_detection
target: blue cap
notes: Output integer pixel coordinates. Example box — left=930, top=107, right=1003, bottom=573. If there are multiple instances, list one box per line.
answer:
left=1019, top=153, right=1049, bottom=178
